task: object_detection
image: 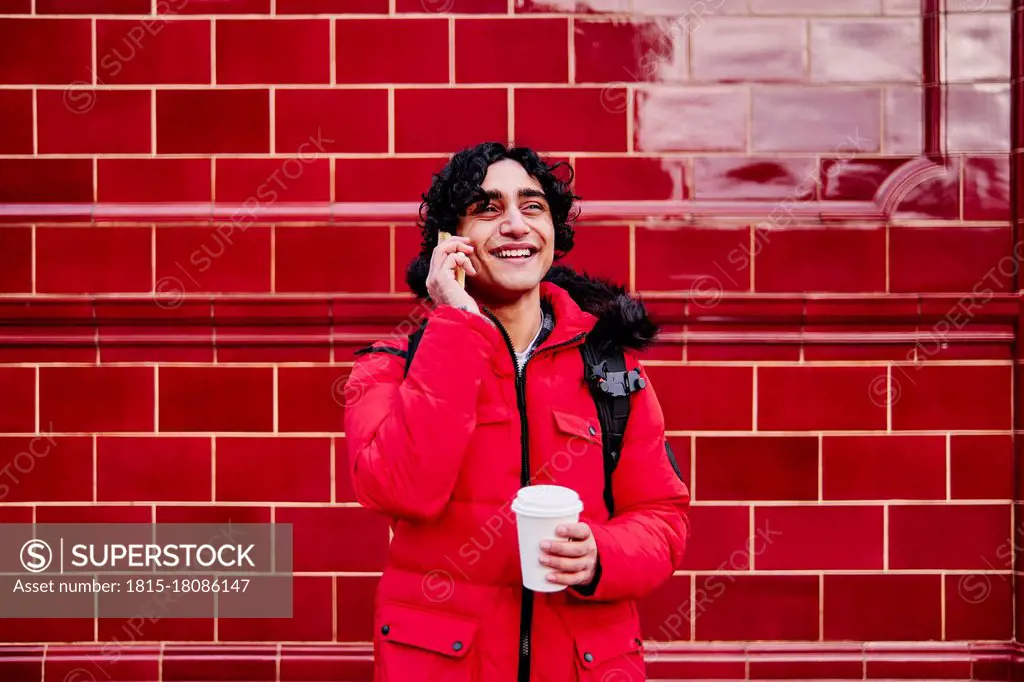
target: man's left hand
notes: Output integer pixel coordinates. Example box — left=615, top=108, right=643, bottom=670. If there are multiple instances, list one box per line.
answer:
left=538, top=522, right=598, bottom=587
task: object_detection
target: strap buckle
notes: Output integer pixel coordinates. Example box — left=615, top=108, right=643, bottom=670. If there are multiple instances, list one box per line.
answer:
left=587, top=361, right=646, bottom=398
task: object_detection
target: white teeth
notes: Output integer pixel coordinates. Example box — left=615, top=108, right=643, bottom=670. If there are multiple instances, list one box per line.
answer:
left=497, top=249, right=531, bottom=259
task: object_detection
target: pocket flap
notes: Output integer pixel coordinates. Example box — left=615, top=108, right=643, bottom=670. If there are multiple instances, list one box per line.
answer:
left=477, top=402, right=512, bottom=425
left=552, top=409, right=602, bottom=445
left=379, top=601, right=479, bottom=659
left=574, top=618, right=644, bottom=670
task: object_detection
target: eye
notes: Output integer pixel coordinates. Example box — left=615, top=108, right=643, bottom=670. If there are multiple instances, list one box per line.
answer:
left=524, top=202, right=545, bottom=211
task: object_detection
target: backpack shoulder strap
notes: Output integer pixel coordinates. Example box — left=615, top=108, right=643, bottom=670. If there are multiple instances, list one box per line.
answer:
left=403, top=320, right=428, bottom=377
left=580, top=337, right=647, bottom=516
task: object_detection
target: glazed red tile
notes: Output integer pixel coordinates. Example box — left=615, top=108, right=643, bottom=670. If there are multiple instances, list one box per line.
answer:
left=646, top=658, right=746, bottom=681
left=158, top=367, right=273, bottom=432
left=395, top=88, right=507, bottom=153
left=890, top=364, right=1011, bottom=430
left=752, top=87, right=882, bottom=153
left=678, top=505, right=750, bottom=570
left=218, top=577, right=333, bottom=641
left=750, top=659, right=864, bottom=680
left=811, top=19, right=921, bottom=82
left=0, top=618, right=93, bottom=643
left=162, top=0, right=270, bottom=13
left=50, top=654, right=160, bottom=682
left=692, top=17, right=806, bottom=82
left=96, top=19, right=211, bottom=84
left=0, top=159, right=93, bottom=202
left=964, top=156, right=1012, bottom=221
left=397, top=0, right=504, bottom=10
left=574, top=19, right=677, bottom=83
left=0, top=436, right=92, bottom=503
left=276, top=506, right=390, bottom=571
left=754, top=506, right=883, bottom=570
left=685, top=324, right=801, bottom=362
left=335, top=157, right=447, bottom=202
left=889, top=504, right=1011, bottom=570
left=945, top=574, right=1013, bottom=640
left=695, top=436, right=818, bottom=501
left=950, top=435, right=1014, bottom=500
left=946, top=13, right=1012, bottom=81
left=276, top=226, right=391, bottom=293
left=0, top=89, right=32, bottom=153
left=217, top=19, right=329, bottom=84
left=335, top=19, right=447, bottom=83
left=215, top=158, right=327, bottom=202
left=216, top=437, right=330, bottom=502
left=456, top=18, right=567, bottom=83
left=822, top=435, right=946, bottom=500
left=0, top=226, right=31, bottom=294
left=747, top=0, right=881, bottom=12
left=823, top=574, right=941, bottom=640
left=98, top=158, right=211, bottom=203
left=97, top=436, right=211, bottom=502
left=275, top=89, right=387, bottom=154
left=280, top=654, right=373, bottom=682
left=0, top=0, right=30, bottom=10
left=279, top=0, right=386, bottom=11
left=0, top=19, right=91, bottom=84
left=99, top=615, right=213, bottom=643
left=758, top=366, right=887, bottom=431
left=644, top=366, right=753, bottom=431
left=155, top=505, right=270, bottom=524
left=212, top=300, right=330, bottom=364
left=336, top=576, right=381, bottom=641
left=0, top=507, right=31, bottom=523
left=0, top=651, right=40, bottom=682
left=893, top=158, right=962, bottom=220
left=866, top=658, right=973, bottom=680
left=890, top=226, right=1011, bottom=292
left=96, top=300, right=214, bottom=364
left=518, top=0, right=628, bottom=10
left=820, top=157, right=908, bottom=201
left=162, top=648, right=276, bottom=682
left=37, top=88, right=150, bottom=153
left=557, top=223, right=630, bottom=286
left=755, top=226, right=886, bottom=293
left=884, top=86, right=923, bottom=155
left=635, top=88, right=747, bottom=152
left=573, top=157, right=686, bottom=200
left=35, top=505, right=151, bottom=523
left=693, top=575, right=819, bottom=641
left=335, top=439, right=356, bottom=502
left=40, top=367, right=154, bottom=432
left=637, top=574, right=692, bottom=641
left=518, top=87, right=627, bottom=152
left=692, top=156, right=818, bottom=200
left=635, top=225, right=750, bottom=292
left=154, top=225, right=272, bottom=293
left=278, top=367, right=349, bottom=433
left=947, top=84, right=1011, bottom=153
left=156, top=89, right=270, bottom=153
left=39, top=0, right=149, bottom=10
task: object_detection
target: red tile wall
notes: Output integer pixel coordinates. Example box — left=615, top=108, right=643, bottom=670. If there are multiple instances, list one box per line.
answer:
left=0, top=0, right=1019, bottom=679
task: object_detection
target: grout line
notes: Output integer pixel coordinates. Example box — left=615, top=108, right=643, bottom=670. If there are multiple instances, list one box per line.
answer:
left=507, top=87, right=514, bottom=144
left=273, top=366, right=279, bottom=433
left=817, top=433, right=823, bottom=501
left=883, top=503, right=889, bottom=570
left=690, top=572, right=696, bottom=641
left=31, top=89, right=37, bottom=154
left=389, top=224, right=396, bottom=293
left=939, top=573, right=946, bottom=640
left=211, top=436, right=216, bottom=502
left=330, top=438, right=336, bottom=504
left=332, top=576, right=338, bottom=641
left=211, top=18, right=217, bottom=85
left=329, top=156, right=335, bottom=202
left=91, top=19, right=97, bottom=84
left=818, top=573, right=824, bottom=641
left=449, top=15, right=455, bottom=84
left=31, top=224, right=36, bottom=294
left=945, top=433, right=951, bottom=500
left=269, top=87, right=275, bottom=154
left=150, top=222, right=156, bottom=292
left=270, top=226, right=276, bottom=293
left=751, top=366, right=758, bottom=431
left=330, top=18, right=336, bottom=85
left=210, top=157, right=216, bottom=201
left=92, top=435, right=98, bottom=502
left=34, top=366, right=39, bottom=434
left=388, top=88, right=395, bottom=154
left=93, top=158, right=98, bottom=202
left=748, top=224, right=755, bottom=292
left=151, top=89, right=157, bottom=154
left=748, top=505, right=756, bottom=570
left=886, top=364, right=893, bottom=432
left=567, top=16, right=575, bottom=84
left=626, top=86, right=634, bottom=153
left=628, top=223, right=635, bottom=292
left=154, top=365, right=159, bottom=432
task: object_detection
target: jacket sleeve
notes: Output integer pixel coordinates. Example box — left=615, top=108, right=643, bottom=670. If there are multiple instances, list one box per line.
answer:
left=343, top=304, right=501, bottom=521
left=571, top=357, right=690, bottom=602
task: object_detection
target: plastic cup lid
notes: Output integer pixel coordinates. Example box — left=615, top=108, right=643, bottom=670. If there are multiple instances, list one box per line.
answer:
left=511, top=485, right=583, bottom=517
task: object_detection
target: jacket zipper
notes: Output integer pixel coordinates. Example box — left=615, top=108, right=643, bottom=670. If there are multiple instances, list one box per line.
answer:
left=481, top=307, right=585, bottom=682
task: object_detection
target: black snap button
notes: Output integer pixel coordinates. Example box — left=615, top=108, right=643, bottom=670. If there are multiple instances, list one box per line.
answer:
left=452, top=641, right=463, bottom=652
left=588, top=426, right=596, bottom=436
left=634, top=637, right=642, bottom=646
left=583, top=652, right=593, bottom=662
left=381, top=625, right=390, bottom=635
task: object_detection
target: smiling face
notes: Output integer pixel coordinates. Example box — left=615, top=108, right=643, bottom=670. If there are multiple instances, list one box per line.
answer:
left=456, top=158, right=555, bottom=303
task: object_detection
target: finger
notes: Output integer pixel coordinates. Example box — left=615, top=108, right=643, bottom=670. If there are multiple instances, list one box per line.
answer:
left=555, top=523, right=592, bottom=541
left=546, top=569, right=592, bottom=586
left=539, top=553, right=592, bottom=573
left=450, top=252, right=478, bottom=276
left=431, top=239, right=474, bottom=268
left=540, top=539, right=591, bottom=558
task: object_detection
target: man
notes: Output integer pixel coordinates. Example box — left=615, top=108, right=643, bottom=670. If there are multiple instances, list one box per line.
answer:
left=344, top=142, right=690, bottom=682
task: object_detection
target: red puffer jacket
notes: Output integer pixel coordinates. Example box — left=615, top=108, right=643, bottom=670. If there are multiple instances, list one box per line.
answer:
left=344, top=268, right=691, bottom=682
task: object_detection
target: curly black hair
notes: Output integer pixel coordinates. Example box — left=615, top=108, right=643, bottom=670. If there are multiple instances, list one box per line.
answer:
left=404, top=141, right=581, bottom=299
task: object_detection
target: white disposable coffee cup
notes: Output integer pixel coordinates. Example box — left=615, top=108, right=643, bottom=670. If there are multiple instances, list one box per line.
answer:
left=511, top=485, right=584, bottom=593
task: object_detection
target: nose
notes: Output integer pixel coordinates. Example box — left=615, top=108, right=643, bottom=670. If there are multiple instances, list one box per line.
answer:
left=500, top=208, right=529, bottom=236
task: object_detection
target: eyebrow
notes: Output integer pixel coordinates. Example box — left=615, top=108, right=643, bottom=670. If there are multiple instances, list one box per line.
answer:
left=480, top=188, right=547, bottom=202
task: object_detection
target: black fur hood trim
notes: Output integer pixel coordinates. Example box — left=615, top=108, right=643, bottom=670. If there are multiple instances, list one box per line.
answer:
left=542, top=264, right=659, bottom=352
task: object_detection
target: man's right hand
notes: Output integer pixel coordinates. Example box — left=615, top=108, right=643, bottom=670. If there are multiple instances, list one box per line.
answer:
left=426, top=234, right=482, bottom=316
